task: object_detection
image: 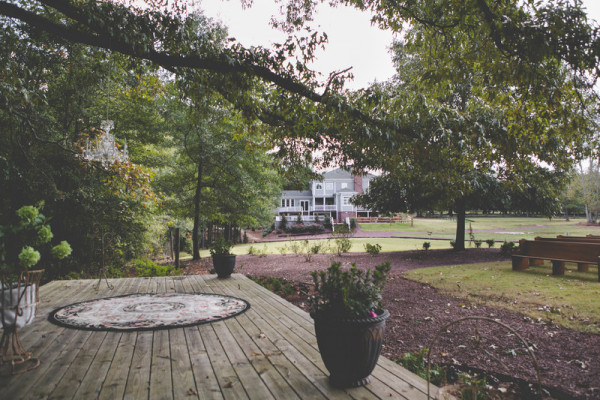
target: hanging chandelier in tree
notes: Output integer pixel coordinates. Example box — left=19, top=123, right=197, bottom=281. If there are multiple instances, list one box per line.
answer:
left=83, top=120, right=128, bottom=165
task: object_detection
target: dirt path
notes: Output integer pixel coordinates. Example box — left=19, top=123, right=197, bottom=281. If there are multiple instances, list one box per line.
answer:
left=183, top=249, right=599, bottom=399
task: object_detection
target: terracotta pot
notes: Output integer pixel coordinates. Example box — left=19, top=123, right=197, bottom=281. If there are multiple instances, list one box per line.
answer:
left=211, top=254, right=236, bottom=278
left=311, top=309, right=389, bottom=388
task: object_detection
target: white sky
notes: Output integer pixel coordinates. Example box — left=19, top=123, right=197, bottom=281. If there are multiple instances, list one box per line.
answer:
left=197, top=0, right=600, bottom=90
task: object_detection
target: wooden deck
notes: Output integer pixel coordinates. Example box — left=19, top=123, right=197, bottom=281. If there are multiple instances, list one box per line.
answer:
left=1, top=274, right=440, bottom=399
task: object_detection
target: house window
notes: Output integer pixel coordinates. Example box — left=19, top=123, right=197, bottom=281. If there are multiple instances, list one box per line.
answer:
left=281, top=199, right=285, bottom=207
left=343, top=197, right=350, bottom=205
left=341, top=182, right=348, bottom=189
left=316, top=183, right=323, bottom=190
left=326, top=182, right=333, bottom=191
left=291, top=199, right=295, bottom=207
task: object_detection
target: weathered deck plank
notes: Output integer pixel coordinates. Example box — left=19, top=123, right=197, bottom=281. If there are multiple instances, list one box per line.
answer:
left=0, top=274, right=440, bottom=399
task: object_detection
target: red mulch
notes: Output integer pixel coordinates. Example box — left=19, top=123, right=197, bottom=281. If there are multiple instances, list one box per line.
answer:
left=182, top=249, right=599, bottom=400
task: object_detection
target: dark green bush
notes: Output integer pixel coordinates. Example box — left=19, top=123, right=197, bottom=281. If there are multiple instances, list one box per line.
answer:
left=134, top=258, right=181, bottom=277
left=364, top=243, right=382, bottom=256
left=500, top=241, right=517, bottom=255
left=286, top=224, right=325, bottom=235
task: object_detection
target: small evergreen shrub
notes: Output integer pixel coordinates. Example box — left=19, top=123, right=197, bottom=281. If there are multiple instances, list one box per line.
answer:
left=500, top=241, right=517, bottom=255
left=474, top=240, right=482, bottom=248
left=485, top=239, right=496, bottom=248
left=364, top=243, right=382, bottom=256
left=422, top=242, right=431, bottom=251
left=280, top=214, right=288, bottom=231
left=262, top=223, right=275, bottom=237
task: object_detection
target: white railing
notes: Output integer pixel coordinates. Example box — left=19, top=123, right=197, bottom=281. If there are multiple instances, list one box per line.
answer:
left=275, top=215, right=317, bottom=222
left=312, top=205, right=337, bottom=211
left=277, top=206, right=304, bottom=213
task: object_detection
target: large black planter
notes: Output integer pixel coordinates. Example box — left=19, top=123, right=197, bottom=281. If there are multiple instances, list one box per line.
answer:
left=211, top=254, right=236, bottom=278
left=311, top=309, right=390, bottom=388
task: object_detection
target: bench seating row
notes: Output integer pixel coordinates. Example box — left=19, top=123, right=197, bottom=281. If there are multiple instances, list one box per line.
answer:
left=511, top=235, right=600, bottom=282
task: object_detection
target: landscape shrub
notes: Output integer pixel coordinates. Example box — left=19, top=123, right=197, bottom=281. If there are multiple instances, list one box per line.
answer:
left=287, top=224, right=325, bottom=235
left=248, top=244, right=268, bottom=257
left=422, top=242, right=431, bottom=251
left=335, top=224, right=351, bottom=235
left=334, top=237, right=352, bottom=255
left=364, top=243, right=382, bottom=256
left=394, top=348, right=445, bottom=387
left=474, top=240, right=482, bottom=248
left=134, top=258, right=181, bottom=277
left=288, top=241, right=302, bottom=254
left=500, top=241, right=517, bottom=255
left=280, top=214, right=288, bottom=230
left=310, top=241, right=325, bottom=254
left=262, top=223, right=275, bottom=237
left=324, top=215, right=332, bottom=230
left=249, top=275, right=295, bottom=296
left=486, top=239, right=496, bottom=248
left=450, top=240, right=457, bottom=249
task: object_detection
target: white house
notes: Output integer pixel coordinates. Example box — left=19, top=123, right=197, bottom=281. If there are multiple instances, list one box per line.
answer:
left=277, top=168, right=376, bottom=222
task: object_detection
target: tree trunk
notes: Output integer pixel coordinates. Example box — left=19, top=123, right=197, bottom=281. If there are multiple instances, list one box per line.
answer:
left=192, top=160, right=203, bottom=260
left=579, top=161, right=593, bottom=223
left=454, top=198, right=466, bottom=251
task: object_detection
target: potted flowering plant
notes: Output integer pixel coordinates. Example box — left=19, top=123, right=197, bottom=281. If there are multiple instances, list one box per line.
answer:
left=309, top=260, right=391, bottom=388
left=1, top=205, right=72, bottom=327
left=209, top=237, right=235, bottom=278
left=0, top=205, right=71, bottom=373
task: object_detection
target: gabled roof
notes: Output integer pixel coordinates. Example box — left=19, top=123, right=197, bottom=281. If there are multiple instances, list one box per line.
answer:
left=321, top=168, right=353, bottom=180
left=281, top=190, right=312, bottom=197
left=321, top=168, right=377, bottom=180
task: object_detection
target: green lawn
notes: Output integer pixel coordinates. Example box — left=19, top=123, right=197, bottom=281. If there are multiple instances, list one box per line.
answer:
left=405, top=261, right=600, bottom=334
left=360, top=216, right=599, bottom=242
left=187, top=217, right=600, bottom=257
left=195, top=237, right=449, bottom=257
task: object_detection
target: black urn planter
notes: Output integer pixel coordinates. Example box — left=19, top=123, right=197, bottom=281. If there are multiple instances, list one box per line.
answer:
left=211, top=254, right=236, bottom=278
left=311, top=309, right=390, bottom=388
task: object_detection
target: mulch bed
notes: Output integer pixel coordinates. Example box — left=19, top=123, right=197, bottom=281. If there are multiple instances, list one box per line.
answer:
left=182, top=249, right=599, bottom=400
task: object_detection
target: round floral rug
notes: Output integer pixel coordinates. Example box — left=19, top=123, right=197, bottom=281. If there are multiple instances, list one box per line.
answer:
left=48, top=293, right=250, bottom=331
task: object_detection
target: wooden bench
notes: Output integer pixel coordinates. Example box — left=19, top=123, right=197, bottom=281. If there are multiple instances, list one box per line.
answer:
left=534, top=236, right=600, bottom=271
left=512, top=239, right=600, bottom=281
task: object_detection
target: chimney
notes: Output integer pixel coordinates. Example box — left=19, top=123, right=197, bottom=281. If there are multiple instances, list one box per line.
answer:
left=353, top=174, right=363, bottom=193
